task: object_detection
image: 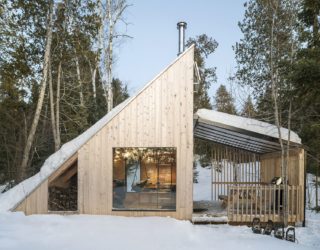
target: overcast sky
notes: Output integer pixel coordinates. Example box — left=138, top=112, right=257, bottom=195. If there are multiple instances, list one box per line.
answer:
left=113, top=0, right=247, bottom=106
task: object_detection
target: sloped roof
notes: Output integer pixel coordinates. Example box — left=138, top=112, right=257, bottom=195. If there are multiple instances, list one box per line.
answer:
left=0, top=45, right=195, bottom=212
left=194, top=109, right=301, bottom=154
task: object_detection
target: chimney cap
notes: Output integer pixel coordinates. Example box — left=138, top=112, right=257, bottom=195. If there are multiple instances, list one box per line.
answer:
left=177, top=21, right=187, bottom=29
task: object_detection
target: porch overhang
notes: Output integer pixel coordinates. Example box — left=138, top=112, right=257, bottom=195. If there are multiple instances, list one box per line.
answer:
left=194, top=109, right=302, bottom=154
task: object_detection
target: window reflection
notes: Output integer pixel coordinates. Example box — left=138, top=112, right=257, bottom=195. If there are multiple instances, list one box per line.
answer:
left=113, top=147, right=176, bottom=210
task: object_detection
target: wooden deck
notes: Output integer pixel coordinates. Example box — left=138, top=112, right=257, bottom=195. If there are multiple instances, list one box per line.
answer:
left=227, top=185, right=303, bottom=223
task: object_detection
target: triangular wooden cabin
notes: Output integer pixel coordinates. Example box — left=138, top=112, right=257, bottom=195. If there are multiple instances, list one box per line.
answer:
left=14, top=45, right=195, bottom=220
left=9, top=45, right=306, bottom=225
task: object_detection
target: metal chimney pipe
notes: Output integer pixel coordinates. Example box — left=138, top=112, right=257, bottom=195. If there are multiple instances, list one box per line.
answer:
left=177, top=21, right=187, bottom=55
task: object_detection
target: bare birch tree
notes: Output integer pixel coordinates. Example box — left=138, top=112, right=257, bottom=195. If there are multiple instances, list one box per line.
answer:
left=268, top=1, right=288, bottom=225
left=49, top=58, right=62, bottom=152
left=19, top=2, right=54, bottom=180
left=98, top=0, right=130, bottom=112
left=235, top=0, right=301, bottom=226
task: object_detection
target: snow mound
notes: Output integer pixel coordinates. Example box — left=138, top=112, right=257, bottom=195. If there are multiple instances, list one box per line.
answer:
left=195, top=109, right=301, bottom=144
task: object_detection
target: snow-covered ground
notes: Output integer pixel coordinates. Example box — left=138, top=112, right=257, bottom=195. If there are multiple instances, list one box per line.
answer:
left=0, top=211, right=318, bottom=250
left=193, top=164, right=211, bottom=201
left=0, top=164, right=319, bottom=250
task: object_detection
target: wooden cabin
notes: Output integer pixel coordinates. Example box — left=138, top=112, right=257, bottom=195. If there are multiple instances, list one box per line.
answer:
left=12, top=45, right=194, bottom=220
left=9, top=44, right=306, bottom=225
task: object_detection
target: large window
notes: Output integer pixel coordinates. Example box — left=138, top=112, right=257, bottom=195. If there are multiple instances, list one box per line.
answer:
left=113, top=147, right=176, bottom=211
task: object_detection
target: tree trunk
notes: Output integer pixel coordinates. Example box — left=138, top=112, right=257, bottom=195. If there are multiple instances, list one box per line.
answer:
left=106, top=0, right=113, bottom=112
left=92, top=67, right=97, bottom=101
left=98, top=0, right=108, bottom=105
left=86, top=57, right=97, bottom=103
left=74, top=55, right=84, bottom=107
left=48, top=59, right=59, bottom=151
left=269, top=3, right=288, bottom=226
left=19, top=2, right=54, bottom=181
left=56, top=61, right=61, bottom=150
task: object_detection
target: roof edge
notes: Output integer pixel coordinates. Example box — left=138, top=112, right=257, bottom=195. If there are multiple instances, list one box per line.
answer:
left=195, top=109, right=302, bottom=145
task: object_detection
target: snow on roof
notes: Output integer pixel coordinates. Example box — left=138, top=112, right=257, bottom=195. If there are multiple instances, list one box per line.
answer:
left=0, top=99, right=128, bottom=212
left=0, top=45, right=195, bottom=212
left=194, top=109, right=301, bottom=145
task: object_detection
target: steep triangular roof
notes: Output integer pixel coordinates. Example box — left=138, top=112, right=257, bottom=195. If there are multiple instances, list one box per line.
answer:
left=0, top=45, right=195, bottom=212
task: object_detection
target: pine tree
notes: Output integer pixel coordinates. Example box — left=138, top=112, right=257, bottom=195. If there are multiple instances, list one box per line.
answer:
left=186, top=34, right=218, bottom=112
left=214, top=85, right=237, bottom=115
left=241, top=95, right=256, bottom=118
left=186, top=34, right=218, bottom=158
left=291, top=0, right=320, bottom=175
left=112, top=78, right=129, bottom=107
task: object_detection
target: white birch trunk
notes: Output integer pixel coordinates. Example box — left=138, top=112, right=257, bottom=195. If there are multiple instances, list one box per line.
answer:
left=75, top=55, right=84, bottom=107
left=98, top=0, right=108, bottom=104
left=269, top=2, right=287, bottom=226
left=102, top=0, right=129, bottom=112
left=20, top=2, right=54, bottom=180
left=48, top=60, right=59, bottom=152
left=56, top=61, right=61, bottom=150
left=92, top=67, right=97, bottom=101
left=106, top=0, right=113, bottom=112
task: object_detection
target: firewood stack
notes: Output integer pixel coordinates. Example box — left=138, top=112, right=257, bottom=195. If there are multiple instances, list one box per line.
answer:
left=48, top=176, right=77, bottom=211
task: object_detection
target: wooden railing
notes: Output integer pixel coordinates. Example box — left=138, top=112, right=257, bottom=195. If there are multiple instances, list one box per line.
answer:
left=227, top=185, right=303, bottom=223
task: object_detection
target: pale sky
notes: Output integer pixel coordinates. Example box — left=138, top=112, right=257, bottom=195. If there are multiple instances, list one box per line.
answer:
left=113, top=0, right=247, bottom=106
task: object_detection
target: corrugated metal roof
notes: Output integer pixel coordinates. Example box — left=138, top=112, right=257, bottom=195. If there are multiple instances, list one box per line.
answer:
left=194, top=109, right=302, bottom=154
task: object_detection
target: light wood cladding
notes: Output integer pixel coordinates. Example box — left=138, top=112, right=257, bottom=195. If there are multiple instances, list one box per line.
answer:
left=260, top=148, right=305, bottom=223
left=77, top=47, right=194, bottom=219
left=15, top=180, right=48, bottom=215
left=13, top=154, right=78, bottom=214
left=260, top=148, right=304, bottom=186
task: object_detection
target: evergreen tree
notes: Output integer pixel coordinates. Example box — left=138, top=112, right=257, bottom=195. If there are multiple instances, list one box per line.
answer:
left=214, top=85, right=237, bottom=115
left=186, top=34, right=218, bottom=112
left=291, top=0, right=320, bottom=174
left=241, top=95, right=256, bottom=118
left=186, top=34, right=218, bottom=160
left=112, top=78, right=129, bottom=107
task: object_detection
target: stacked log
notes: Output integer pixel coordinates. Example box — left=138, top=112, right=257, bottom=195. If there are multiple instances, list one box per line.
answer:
left=49, top=175, right=77, bottom=211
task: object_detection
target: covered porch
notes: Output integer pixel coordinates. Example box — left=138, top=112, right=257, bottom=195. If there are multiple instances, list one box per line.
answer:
left=193, top=109, right=305, bottom=225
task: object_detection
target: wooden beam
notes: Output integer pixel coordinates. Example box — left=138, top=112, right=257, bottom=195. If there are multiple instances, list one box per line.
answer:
left=61, top=164, right=77, bottom=183
left=49, top=153, right=78, bottom=183
left=50, top=164, right=77, bottom=188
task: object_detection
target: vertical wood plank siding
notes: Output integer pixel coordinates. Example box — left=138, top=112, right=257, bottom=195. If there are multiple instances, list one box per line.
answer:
left=77, top=47, right=194, bottom=219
